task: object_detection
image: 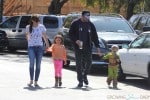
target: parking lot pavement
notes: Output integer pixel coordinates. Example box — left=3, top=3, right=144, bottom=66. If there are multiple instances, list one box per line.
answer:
left=0, top=53, right=150, bottom=100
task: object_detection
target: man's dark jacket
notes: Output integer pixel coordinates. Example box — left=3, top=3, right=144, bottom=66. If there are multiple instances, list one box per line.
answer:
left=69, top=18, right=100, bottom=49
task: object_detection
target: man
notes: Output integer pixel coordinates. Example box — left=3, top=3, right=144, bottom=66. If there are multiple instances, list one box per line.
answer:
left=69, top=10, right=101, bottom=87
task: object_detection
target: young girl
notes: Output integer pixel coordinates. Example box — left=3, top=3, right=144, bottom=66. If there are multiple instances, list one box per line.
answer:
left=103, top=45, right=120, bottom=89
left=47, top=34, right=67, bottom=87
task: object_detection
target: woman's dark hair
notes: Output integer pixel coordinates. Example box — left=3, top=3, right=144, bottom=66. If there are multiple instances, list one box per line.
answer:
left=29, top=15, right=40, bottom=33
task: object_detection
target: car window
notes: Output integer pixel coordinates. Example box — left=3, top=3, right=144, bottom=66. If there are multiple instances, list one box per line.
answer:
left=91, top=16, right=134, bottom=33
left=142, top=34, right=150, bottom=48
left=19, top=16, right=31, bottom=28
left=0, top=16, right=19, bottom=28
left=145, top=17, right=150, bottom=27
left=43, top=16, right=58, bottom=28
left=135, top=16, right=148, bottom=31
left=130, top=35, right=145, bottom=48
left=128, top=14, right=140, bottom=28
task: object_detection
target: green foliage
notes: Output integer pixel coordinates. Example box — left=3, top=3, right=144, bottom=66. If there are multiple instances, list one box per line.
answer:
left=79, top=0, right=150, bottom=14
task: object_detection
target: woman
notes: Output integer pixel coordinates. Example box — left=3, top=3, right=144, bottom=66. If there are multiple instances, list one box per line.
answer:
left=26, top=15, right=49, bottom=87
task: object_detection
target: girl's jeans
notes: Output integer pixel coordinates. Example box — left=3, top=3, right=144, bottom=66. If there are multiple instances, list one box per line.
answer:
left=28, top=46, right=43, bottom=81
left=54, top=59, right=63, bottom=77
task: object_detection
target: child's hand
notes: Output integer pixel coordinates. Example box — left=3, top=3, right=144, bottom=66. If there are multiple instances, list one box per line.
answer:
left=46, top=47, right=52, bottom=53
left=64, top=61, right=67, bottom=65
left=98, top=52, right=103, bottom=56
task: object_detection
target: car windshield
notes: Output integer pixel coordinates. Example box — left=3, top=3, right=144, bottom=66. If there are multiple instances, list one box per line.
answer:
left=90, top=16, right=134, bottom=33
left=43, top=16, right=58, bottom=28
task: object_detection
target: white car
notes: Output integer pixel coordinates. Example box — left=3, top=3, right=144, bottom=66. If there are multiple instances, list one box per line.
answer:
left=118, top=31, right=150, bottom=85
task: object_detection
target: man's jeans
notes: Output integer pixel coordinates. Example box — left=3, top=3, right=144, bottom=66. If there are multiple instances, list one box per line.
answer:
left=28, top=46, right=43, bottom=81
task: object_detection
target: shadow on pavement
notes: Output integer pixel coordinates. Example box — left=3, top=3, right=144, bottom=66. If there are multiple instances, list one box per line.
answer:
left=65, top=65, right=150, bottom=90
left=69, top=86, right=120, bottom=91
left=69, top=86, right=94, bottom=91
left=119, top=78, right=150, bottom=90
left=23, top=86, right=52, bottom=91
left=64, top=65, right=107, bottom=77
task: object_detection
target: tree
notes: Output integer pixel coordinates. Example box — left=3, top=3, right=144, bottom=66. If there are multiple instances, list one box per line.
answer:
left=126, top=0, right=140, bottom=20
left=47, top=0, right=150, bottom=18
left=48, top=0, right=69, bottom=14
left=0, top=0, right=3, bottom=22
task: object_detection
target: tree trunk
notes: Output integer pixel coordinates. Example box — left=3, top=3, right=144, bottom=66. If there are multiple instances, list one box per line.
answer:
left=48, top=0, right=68, bottom=14
left=126, top=0, right=139, bottom=20
left=0, top=0, right=3, bottom=22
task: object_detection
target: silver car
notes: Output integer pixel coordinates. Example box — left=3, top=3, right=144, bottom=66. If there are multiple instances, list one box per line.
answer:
left=0, top=14, right=66, bottom=51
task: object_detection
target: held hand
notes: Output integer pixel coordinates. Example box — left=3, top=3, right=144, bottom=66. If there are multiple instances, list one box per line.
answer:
left=46, top=46, right=51, bottom=53
left=96, top=48, right=103, bottom=56
left=98, top=51, right=103, bottom=56
left=64, top=61, right=67, bottom=65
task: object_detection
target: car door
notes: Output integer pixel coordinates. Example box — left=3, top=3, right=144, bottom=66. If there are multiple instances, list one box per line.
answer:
left=134, top=34, right=150, bottom=76
left=0, top=16, right=20, bottom=49
left=17, top=16, right=31, bottom=49
left=135, top=16, right=148, bottom=33
left=124, top=34, right=146, bottom=74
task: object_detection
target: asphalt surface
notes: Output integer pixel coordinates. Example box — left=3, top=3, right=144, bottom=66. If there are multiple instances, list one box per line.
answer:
left=0, top=51, right=150, bottom=100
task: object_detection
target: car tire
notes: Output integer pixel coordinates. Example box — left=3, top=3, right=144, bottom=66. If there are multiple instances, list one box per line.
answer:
left=7, top=47, right=16, bottom=52
left=118, top=64, right=126, bottom=81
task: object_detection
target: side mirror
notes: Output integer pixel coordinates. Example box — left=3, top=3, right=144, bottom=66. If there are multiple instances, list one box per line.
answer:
left=135, top=30, right=142, bottom=35
left=143, top=26, right=150, bottom=32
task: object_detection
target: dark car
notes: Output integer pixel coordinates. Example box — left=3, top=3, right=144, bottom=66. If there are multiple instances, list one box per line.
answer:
left=64, top=13, right=138, bottom=49
left=128, top=12, right=150, bottom=34
left=63, top=30, right=110, bottom=68
left=0, top=30, right=8, bottom=50
left=62, top=14, right=110, bottom=69
left=62, top=13, right=138, bottom=69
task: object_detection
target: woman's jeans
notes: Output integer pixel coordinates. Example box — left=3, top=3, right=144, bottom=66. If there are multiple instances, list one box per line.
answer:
left=28, top=46, right=43, bottom=81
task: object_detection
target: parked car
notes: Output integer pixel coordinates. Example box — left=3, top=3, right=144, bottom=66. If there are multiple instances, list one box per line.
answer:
left=63, top=13, right=138, bottom=49
left=0, top=14, right=66, bottom=52
left=128, top=12, right=150, bottom=34
left=62, top=13, right=138, bottom=68
left=118, top=31, right=150, bottom=86
left=0, top=30, right=8, bottom=50
left=1, top=16, right=10, bottom=22
left=63, top=32, right=110, bottom=68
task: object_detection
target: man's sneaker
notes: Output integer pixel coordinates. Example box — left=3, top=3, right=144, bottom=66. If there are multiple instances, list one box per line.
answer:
left=77, top=83, right=83, bottom=88
left=84, top=80, right=89, bottom=85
